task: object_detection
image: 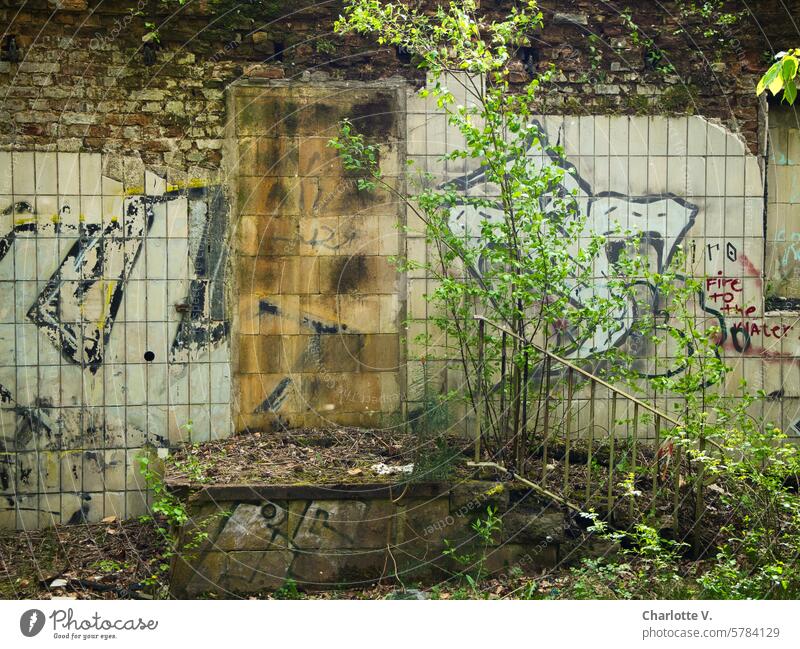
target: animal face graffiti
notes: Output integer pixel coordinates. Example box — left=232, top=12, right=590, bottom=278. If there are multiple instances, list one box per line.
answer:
left=444, top=121, right=699, bottom=361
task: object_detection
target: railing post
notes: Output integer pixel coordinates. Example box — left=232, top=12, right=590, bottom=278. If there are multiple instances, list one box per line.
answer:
left=586, top=379, right=596, bottom=504
left=475, top=318, right=485, bottom=463
left=630, top=402, right=639, bottom=520
left=541, top=354, right=551, bottom=483
left=564, top=367, right=574, bottom=493
left=608, top=391, right=617, bottom=518
left=693, top=432, right=706, bottom=557
left=650, top=414, right=661, bottom=516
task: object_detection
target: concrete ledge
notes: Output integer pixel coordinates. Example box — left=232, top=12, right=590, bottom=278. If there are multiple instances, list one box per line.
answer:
left=168, top=480, right=566, bottom=597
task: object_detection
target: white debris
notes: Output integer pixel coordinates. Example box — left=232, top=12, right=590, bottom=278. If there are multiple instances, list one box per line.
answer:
left=370, top=463, right=414, bottom=476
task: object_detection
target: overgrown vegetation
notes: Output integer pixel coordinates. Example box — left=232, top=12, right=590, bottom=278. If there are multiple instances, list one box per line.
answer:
left=332, top=0, right=800, bottom=600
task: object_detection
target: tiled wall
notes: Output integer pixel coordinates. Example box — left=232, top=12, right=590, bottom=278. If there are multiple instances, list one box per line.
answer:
left=767, top=106, right=800, bottom=302
left=4, top=75, right=800, bottom=530
left=0, top=152, right=232, bottom=529
left=232, top=82, right=405, bottom=432
left=403, top=74, right=800, bottom=438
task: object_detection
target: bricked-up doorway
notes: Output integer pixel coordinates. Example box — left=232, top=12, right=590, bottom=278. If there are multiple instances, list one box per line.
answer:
left=231, top=82, right=406, bottom=432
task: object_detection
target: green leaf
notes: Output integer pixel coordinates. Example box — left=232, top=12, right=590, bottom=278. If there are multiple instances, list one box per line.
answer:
left=781, top=56, right=799, bottom=84
left=784, top=78, right=798, bottom=105
left=757, top=62, right=781, bottom=96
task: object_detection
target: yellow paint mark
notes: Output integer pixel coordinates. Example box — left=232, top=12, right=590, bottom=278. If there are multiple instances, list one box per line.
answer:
left=127, top=178, right=208, bottom=195
left=78, top=213, right=86, bottom=222
left=50, top=214, right=60, bottom=224
left=14, top=217, right=36, bottom=225
left=97, top=281, right=115, bottom=331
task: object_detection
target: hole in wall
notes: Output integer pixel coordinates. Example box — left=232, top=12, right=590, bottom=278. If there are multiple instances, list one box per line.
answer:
left=274, top=41, right=285, bottom=62
left=144, top=351, right=155, bottom=362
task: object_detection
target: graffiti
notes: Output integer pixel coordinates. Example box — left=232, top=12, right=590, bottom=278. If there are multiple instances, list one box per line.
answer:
left=706, top=241, right=738, bottom=262
left=272, top=225, right=358, bottom=251
left=170, top=186, right=230, bottom=361
left=252, top=299, right=356, bottom=418
left=0, top=162, right=231, bottom=527
left=775, top=229, right=800, bottom=268
left=445, top=121, right=699, bottom=367
left=1, top=183, right=229, bottom=374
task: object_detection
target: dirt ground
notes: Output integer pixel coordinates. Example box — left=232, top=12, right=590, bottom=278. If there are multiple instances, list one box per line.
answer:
left=166, top=427, right=473, bottom=485
left=0, top=518, right=166, bottom=600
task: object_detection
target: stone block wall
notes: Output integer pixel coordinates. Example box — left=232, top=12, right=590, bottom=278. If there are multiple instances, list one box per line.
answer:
left=232, top=82, right=406, bottom=431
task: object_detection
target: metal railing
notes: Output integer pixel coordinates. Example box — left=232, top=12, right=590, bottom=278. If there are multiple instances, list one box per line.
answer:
left=472, top=315, right=707, bottom=548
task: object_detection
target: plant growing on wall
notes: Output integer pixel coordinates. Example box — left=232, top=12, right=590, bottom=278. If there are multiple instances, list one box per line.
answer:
left=758, top=49, right=800, bottom=105
left=331, top=0, right=646, bottom=471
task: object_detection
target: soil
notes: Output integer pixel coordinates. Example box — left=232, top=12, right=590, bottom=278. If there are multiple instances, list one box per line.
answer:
left=165, top=426, right=474, bottom=486
left=0, top=518, right=166, bottom=600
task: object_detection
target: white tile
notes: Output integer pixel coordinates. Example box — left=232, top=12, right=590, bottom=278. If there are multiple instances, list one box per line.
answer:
left=210, top=404, right=231, bottom=440
left=687, top=117, right=707, bottom=156
left=648, top=117, right=669, bottom=156
left=667, top=117, right=688, bottom=156
left=145, top=170, right=166, bottom=196
left=210, top=362, right=231, bottom=403
left=609, top=118, right=628, bottom=156
left=166, top=238, right=189, bottom=279
left=646, top=156, right=668, bottom=194
left=744, top=197, right=765, bottom=237
left=80, top=195, right=102, bottom=224
left=0, top=152, right=11, bottom=194
left=166, top=199, right=188, bottom=238
left=58, top=153, right=80, bottom=195
left=667, top=156, right=687, bottom=195
left=686, top=157, right=706, bottom=196
left=705, top=157, right=726, bottom=196
left=146, top=364, right=168, bottom=405
left=14, top=238, right=37, bottom=280
left=706, top=121, right=727, bottom=156
left=189, top=363, right=210, bottom=403
left=744, top=157, right=763, bottom=197
left=35, top=152, right=58, bottom=194
left=629, top=116, right=648, bottom=156
left=593, top=116, right=610, bottom=156
left=12, top=152, right=35, bottom=194
left=125, top=364, right=147, bottom=406
left=103, top=364, right=126, bottom=407
left=145, top=238, right=168, bottom=279
left=57, top=195, right=80, bottom=228
left=79, top=153, right=102, bottom=195
left=725, top=156, right=745, bottom=195
left=579, top=116, right=595, bottom=156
